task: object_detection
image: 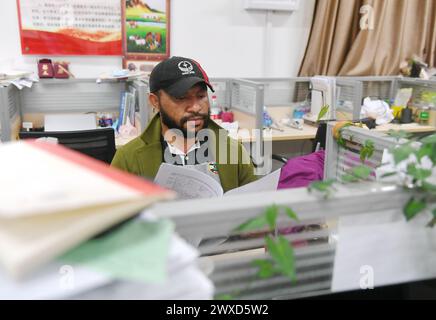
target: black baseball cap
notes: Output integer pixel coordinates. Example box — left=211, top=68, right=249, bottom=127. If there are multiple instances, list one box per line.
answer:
left=149, top=56, right=214, bottom=98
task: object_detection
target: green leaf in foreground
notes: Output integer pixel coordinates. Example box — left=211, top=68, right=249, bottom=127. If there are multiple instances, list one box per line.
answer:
left=282, top=206, right=299, bottom=222
left=265, top=236, right=296, bottom=282
left=351, top=165, right=372, bottom=180
left=308, top=179, right=335, bottom=192
left=360, top=140, right=375, bottom=163
left=341, top=174, right=359, bottom=183
left=317, top=104, right=329, bottom=122
left=386, top=129, right=412, bottom=141
left=265, top=205, right=279, bottom=230
left=390, top=144, right=415, bottom=165
left=422, top=181, right=436, bottom=193
left=252, top=259, right=275, bottom=279
left=407, top=164, right=432, bottom=181
left=420, top=134, right=436, bottom=145
left=234, top=215, right=268, bottom=232
left=416, top=144, right=433, bottom=161
left=308, top=179, right=336, bottom=198
left=403, top=197, right=426, bottom=221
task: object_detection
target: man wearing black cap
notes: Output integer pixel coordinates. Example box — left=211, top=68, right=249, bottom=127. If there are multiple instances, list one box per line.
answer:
left=111, top=56, right=257, bottom=192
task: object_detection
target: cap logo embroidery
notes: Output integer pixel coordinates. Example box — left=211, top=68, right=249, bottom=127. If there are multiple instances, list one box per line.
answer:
left=178, top=61, right=195, bottom=75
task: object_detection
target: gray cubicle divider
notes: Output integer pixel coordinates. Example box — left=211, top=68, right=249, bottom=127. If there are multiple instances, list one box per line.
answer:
left=130, top=79, right=150, bottom=132
left=0, top=78, right=150, bottom=142
left=335, top=78, right=363, bottom=121
left=0, top=84, right=21, bottom=141
left=150, top=182, right=410, bottom=299
left=230, top=78, right=264, bottom=118
left=344, top=76, right=399, bottom=102
left=209, top=78, right=232, bottom=109
left=394, top=77, right=436, bottom=106
left=245, top=77, right=311, bottom=106
left=324, top=122, right=399, bottom=181
left=20, top=79, right=124, bottom=114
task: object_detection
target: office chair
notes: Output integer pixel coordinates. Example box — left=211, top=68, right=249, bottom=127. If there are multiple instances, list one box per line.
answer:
left=19, top=128, right=116, bottom=164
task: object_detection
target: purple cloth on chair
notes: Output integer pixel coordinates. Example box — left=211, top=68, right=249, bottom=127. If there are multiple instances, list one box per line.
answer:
left=277, top=150, right=325, bottom=189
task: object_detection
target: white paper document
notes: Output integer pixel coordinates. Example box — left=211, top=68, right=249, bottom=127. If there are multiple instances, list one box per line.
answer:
left=154, top=163, right=280, bottom=199
left=332, top=210, right=436, bottom=293
left=0, top=233, right=213, bottom=300
left=224, top=169, right=281, bottom=196
left=154, top=163, right=224, bottom=199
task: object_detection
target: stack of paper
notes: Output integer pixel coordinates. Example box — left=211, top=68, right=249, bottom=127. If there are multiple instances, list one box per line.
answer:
left=0, top=70, right=38, bottom=89
left=70, top=232, right=214, bottom=300
left=0, top=140, right=174, bottom=279
left=0, top=220, right=213, bottom=300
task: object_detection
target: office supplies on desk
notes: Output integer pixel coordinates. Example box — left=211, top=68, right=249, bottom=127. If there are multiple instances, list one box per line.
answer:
left=44, top=114, right=97, bottom=132
left=281, top=118, right=304, bottom=130
left=400, top=106, right=413, bottom=123
left=304, top=76, right=336, bottom=123
left=0, top=140, right=174, bottom=279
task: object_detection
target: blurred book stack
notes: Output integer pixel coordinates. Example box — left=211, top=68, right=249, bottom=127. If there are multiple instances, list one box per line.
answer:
left=0, top=140, right=213, bottom=299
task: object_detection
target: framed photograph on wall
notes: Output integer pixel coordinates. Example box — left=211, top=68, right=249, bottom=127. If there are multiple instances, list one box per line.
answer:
left=17, top=0, right=122, bottom=55
left=122, top=0, right=170, bottom=65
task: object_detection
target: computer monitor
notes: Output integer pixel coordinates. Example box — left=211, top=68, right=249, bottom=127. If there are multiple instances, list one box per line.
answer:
left=19, top=128, right=116, bottom=164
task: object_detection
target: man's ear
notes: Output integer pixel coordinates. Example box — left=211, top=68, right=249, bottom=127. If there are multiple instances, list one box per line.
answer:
left=148, top=92, right=160, bottom=112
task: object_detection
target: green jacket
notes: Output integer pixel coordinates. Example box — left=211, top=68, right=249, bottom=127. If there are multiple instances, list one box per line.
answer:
left=111, top=114, right=257, bottom=192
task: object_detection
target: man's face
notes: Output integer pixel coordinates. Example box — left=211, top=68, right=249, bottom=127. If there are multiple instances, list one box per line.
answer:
left=152, top=83, right=210, bottom=137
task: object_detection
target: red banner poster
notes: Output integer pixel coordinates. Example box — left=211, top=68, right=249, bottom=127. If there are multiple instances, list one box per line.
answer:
left=17, top=0, right=122, bottom=56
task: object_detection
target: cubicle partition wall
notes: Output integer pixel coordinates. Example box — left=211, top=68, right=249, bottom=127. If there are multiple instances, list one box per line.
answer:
left=0, top=78, right=150, bottom=142
left=230, top=78, right=264, bottom=127
left=245, top=77, right=311, bottom=106
left=394, top=77, right=436, bottom=107
left=152, top=183, right=411, bottom=299
left=0, top=84, right=21, bottom=141
left=335, top=78, right=363, bottom=121
left=209, top=78, right=232, bottom=109
left=324, top=122, right=399, bottom=181
left=227, top=79, right=265, bottom=166
left=355, top=76, right=399, bottom=102
left=130, top=78, right=151, bottom=132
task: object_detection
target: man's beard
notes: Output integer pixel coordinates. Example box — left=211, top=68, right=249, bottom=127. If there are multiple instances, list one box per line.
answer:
left=160, top=107, right=210, bottom=138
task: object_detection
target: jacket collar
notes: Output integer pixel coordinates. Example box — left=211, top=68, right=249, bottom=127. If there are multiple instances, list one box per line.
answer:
left=140, top=113, right=224, bottom=153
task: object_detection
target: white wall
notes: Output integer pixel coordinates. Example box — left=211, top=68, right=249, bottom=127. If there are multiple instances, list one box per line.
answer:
left=0, top=0, right=315, bottom=78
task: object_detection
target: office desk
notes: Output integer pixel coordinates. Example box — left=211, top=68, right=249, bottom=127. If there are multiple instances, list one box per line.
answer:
left=228, top=106, right=318, bottom=142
